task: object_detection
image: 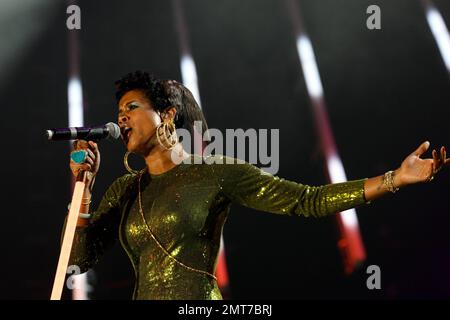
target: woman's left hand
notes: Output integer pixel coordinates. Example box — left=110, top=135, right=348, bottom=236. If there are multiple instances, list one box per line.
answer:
left=395, top=141, right=449, bottom=187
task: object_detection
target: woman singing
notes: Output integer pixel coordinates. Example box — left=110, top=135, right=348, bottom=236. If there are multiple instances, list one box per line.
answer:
left=66, top=71, right=449, bottom=300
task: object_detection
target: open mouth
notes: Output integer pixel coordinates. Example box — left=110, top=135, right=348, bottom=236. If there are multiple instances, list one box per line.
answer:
left=121, top=127, right=132, bottom=142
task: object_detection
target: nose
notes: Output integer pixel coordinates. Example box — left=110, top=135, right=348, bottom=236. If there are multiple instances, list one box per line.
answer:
left=118, top=114, right=129, bottom=126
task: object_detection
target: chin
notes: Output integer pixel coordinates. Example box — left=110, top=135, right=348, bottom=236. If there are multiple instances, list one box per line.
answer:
left=127, top=135, right=156, bottom=156
left=125, top=140, right=138, bottom=154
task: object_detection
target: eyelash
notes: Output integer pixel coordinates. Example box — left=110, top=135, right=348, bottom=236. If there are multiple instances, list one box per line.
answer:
left=118, top=104, right=139, bottom=118
left=128, top=104, right=139, bottom=111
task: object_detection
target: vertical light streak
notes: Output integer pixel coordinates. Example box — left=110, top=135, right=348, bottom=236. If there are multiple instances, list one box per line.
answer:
left=287, top=0, right=366, bottom=274
left=422, top=0, right=450, bottom=72
left=171, top=0, right=230, bottom=294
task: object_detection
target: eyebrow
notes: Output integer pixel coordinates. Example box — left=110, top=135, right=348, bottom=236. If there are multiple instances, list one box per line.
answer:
left=118, top=100, right=137, bottom=116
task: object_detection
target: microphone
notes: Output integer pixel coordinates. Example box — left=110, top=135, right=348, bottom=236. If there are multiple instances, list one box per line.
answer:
left=46, top=122, right=120, bottom=141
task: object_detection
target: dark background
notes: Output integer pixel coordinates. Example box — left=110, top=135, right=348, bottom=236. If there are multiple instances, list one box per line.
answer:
left=1, top=0, right=449, bottom=299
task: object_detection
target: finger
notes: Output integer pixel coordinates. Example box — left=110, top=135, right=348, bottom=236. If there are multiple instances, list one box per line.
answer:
left=433, top=147, right=443, bottom=173
left=440, top=146, right=446, bottom=167
left=89, top=141, right=99, bottom=155
left=75, top=139, right=89, bottom=150
left=72, top=163, right=92, bottom=177
left=443, top=147, right=449, bottom=167
left=84, top=155, right=94, bottom=166
left=72, top=162, right=92, bottom=170
left=79, top=163, right=92, bottom=172
left=88, top=140, right=96, bottom=149
left=86, top=148, right=96, bottom=161
left=427, top=162, right=435, bottom=182
left=432, top=149, right=440, bottom=172
left=89, top=141, right=100, bottom=164
left=413, top=141, right=430, bottom=157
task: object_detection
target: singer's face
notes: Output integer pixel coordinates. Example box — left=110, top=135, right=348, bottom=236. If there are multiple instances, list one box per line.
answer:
left=118, top=89, right=161, bottom=155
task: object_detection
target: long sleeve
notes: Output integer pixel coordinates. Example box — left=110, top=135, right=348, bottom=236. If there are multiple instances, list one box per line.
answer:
left=209, top=155, right=369, bottom=218
left=66, top=174, right=135, bottom=273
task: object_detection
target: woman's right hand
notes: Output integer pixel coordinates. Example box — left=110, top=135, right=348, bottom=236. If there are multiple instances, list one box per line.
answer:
left=70, top=140, right=101, bottom=180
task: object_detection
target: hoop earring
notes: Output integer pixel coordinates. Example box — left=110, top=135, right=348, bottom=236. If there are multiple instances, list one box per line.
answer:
left=156, top=118, right=178, bottom=150
left=123, top=151, right=141, bottom=175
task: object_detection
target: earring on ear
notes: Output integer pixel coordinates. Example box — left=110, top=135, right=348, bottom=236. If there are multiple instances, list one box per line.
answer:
left=156, top=112, right=178, bottom=150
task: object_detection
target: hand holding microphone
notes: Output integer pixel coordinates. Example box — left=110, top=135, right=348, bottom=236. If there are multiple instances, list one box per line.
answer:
left=45, top=122, right=119, bottom=182
left=70, top=140, right=101, bottom=180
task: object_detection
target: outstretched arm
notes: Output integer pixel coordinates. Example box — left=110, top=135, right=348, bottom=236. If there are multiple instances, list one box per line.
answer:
left=210, top=156, right=368, bottom=218
left=210, top=141, right=448, bottom=218
left=364, top=141, right=449, bottom=201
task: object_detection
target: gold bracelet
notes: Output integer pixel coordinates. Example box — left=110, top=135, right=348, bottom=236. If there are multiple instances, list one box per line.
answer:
left=81, top=197, right=92, bottom=205
left=383, top=170, right=399, bottom=193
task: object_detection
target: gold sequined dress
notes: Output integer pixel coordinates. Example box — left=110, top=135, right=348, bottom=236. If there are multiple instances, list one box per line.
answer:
left=68, top=154, right=368, bottom=300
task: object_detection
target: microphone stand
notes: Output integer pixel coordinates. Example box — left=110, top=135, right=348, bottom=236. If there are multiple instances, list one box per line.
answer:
left=50, top=170, right=89, bottom=300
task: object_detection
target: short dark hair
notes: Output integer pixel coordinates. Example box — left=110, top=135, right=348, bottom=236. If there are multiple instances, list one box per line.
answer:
left=115, top=70, right=171, bottom=112
left=115, top=70, right=209, bottom=144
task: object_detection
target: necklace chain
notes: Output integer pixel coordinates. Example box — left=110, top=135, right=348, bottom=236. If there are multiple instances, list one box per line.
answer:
left=137, top=171, right=217, bottom=280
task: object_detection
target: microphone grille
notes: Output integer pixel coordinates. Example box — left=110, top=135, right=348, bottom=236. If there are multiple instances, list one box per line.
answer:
left=105, top=122, right=121, bottom=140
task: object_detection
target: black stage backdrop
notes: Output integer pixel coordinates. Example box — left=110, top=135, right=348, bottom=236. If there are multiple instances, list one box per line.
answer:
left=0, top=0, right=449, bottom=299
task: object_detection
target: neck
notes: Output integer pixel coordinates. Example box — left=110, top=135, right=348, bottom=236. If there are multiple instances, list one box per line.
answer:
left=144, top=143, right=189, bottom=175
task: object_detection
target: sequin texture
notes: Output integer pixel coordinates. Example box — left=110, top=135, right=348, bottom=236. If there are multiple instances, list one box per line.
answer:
left=68, top=154, right=369, bottom=299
